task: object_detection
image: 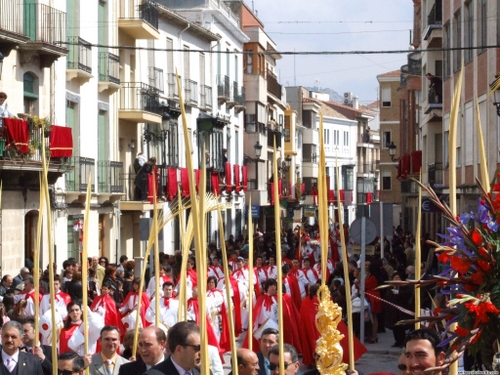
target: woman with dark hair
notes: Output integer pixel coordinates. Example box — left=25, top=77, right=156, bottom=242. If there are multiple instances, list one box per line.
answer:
left=98, top=257, right=109, bottom=268
left=206, top=275, right=229, bottom=352
left=59, top=300, right=104, bottom=355
left=65, top=271, right=83, bottom=302
left=102, top=264, right=120, bottom=303
left=364, top=260, right=383, bottom=343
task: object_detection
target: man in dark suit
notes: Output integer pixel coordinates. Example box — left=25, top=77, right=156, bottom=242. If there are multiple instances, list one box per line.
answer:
left=257, top=328, right=278, bottom=375
left=145, top=321, right=201, bottom=375
left=21, top=318, right=53, bottom=375
left=118, top=326, right=167, bottom=375
left=1, top=320, right=43, bottom=375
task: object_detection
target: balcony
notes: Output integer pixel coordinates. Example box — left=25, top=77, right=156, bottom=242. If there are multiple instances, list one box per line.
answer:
left=424, top=88, right=442, bottom=116
left=428, top=162, right=444, bottom=189
left=98, top=52, right=121, bottom=92
left=148, top=66, right=164, bottom=93
left=303, top=128, right=319, bottom=145
left=66, top=36, right=92, bottom=82
left=167, top=73, right=180, bottom=100
left=267, top=70, right=282, bottom=100
left=19, top=3, right=68, bottom=67
left=217, top=75, right=230, bottom=104
left=184, top=79, right=198, bottom=106
left=97, top=160, right=124, bottom=203
left=119, top=172, right=157, bottom=211
left=119, top=82, right=162, bottom=124
left=423, top=0, right=442, bottom=48
left=303, top=155, right=318, bottom=178
left=234, top=85, right=246, bottom=113
left=357, top=163, right=378, bottom=174
left=226, top=81, right=238, bottom=109
left=200, top=85, right=213, bottom=110
left=65, top=157, right=95, bottom=203
left=0, top=0, right=29, bottom=55
left=118, top=0, right=159, bottom=40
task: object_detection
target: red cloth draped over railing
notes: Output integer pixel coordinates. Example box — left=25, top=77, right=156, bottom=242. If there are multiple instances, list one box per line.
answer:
left=4, top=118, right=29, bottom=154
left=167, top=168, right=178, bottom=201
left=234, top=165, right=240, bottom=193
left=401, top=154, right=410, bottom=179
left=328, top=189, right=334, bottom=204
left=147, top=167, right=158, bottom=203
left=311, top=184, right=318, bottom=205
left=270, top=183, right=274, bottom=205
left=211, top=172, right=220, bottom=196
left=366, top=192, right=373, bottom=205
left=181, top=168, right=190, bottom=197
left=242, top=166, right=248, bottom=191
left=49, top=125, right=73, bottom=157
left=301, top=183, right=305, bottom=195
left=411, top=150, right=422, bottom=174
left=226, top=162, right=232, bottom=192
left=339, top=189, right=345, bottom=203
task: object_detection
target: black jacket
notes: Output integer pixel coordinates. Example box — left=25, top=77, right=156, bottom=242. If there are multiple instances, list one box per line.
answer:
left=144, top=356, right=201, bottom=375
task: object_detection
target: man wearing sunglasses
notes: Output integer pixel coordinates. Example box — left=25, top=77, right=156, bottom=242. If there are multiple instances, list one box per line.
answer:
left=58, top=352, right=85, bottom=375
left=267, top=344, right=300, bottom=375
left=145, top=321, right=201, bottom=375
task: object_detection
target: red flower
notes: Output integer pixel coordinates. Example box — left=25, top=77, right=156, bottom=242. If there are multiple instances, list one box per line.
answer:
left=454, top=326, right=470, bottom=337
left=470, top=271, right=485, bottom=285
left=478, top=247, right=489, bottom=258
left=472, top=230, right=483, bottom=246
left=450, top=256, right=471, bottom=274
left=437, top=252, right=451, bottom=264
left=464, top=283, right=479, bottom=292
left=477, top=259, right=492, bottom=272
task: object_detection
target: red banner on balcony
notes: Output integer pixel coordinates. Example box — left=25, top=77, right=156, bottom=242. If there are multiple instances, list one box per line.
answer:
left=328, top=189, right=334, bottom=204
left=226, top=162, right=232, bottom=192
left=401, top=154, right=410, bottom=179
left=270, top=183, right=274, bottom=205
left=339, top=189, right=345, bottom=203
left=242, top=166, right=248, bottom=191
left=181, top=168, right=190, bottom=197
left=147, top=167, right=158, bottom=204
left=234, top=165, right=240, bottom=193
left=211, top=172, right=221, bottom=196
left=366, top=192, right=373, bottom=205
left=411, top=150, right=422, bottom=175
left=301, top=183, right=306, bottom=195
left=49, top=125, right=73, bottom=158
left=4, top=118, right=29, bottom=154
left=167, top=168, right=178, bottom=201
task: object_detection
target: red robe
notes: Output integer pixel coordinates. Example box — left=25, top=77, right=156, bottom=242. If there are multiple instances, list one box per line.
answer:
left=59, top=323, right=81, bottom=355
left=365, top=275, right=382, bottom=314
left=299, top=295, right=367, bottom=366
left=121, top=291, right=150, bottom=328
left=284, top=274, right=302, bottom=311
left=229, top=277, right=243, bottom=336
left=90, top=294, right=125, bottom=346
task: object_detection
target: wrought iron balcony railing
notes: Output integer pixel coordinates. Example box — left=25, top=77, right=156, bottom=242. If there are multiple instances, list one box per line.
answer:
left=0, top=0, right=23, bottom=35
left=24, top=3, right=66, bottom=45
left=98, top=52, right=120, bottom=84
left=167, top=73, right=180, bottom=99
left=98, top=161, right=124, bottom=194
left=184, top=79, right=198, bottom=105
left=66, top=157, right=95, bottom=192
left=67, top=36, right=92, bottom=73
left=217, top=75, right=230, bottom=99
left=120, top=82, right=160, bottom=113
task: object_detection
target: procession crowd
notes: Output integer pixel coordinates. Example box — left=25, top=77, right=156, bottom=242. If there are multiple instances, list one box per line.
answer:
left=0, top=225, right=447, bottom=375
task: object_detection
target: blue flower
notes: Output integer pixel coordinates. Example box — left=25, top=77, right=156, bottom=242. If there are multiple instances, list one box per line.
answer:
left=487, top=217, right=499, bottom=232
left=460, top=211, right=476, bottom=225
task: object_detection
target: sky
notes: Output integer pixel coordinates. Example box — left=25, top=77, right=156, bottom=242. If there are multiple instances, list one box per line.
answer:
left=249, top=0, right=414, bottom=104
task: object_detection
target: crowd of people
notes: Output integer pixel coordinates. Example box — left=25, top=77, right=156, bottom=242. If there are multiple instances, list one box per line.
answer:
left=0, top=223, right=448, bottom=375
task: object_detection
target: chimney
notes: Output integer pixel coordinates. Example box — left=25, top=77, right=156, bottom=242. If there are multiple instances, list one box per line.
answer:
left=352, top=95, right=359, bottom=109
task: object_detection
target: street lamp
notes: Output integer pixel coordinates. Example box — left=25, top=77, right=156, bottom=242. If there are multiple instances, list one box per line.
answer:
left=285, top=155, right=292, bottom=171
left=388, top=141, right=397, bottom=162
left=491, top=76, right=500, bottom=117
left=0, top=52, right=3, bottom=80
left=254, top=141, right=263, bottom=159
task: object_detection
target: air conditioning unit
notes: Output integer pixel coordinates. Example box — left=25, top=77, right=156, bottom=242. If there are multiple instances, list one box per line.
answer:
left=344, top=92, right=353, bottom=104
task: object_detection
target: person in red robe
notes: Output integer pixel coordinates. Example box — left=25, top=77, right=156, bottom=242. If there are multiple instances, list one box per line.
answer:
left=282, top=265, right=302, bottom=311
left=300, top=284, right=367, bottom=366
left=120, top=277, right=150, bottom=330
left=206, top=276, right=231, bottom=353
left=90, top=282, right=125, bottom=344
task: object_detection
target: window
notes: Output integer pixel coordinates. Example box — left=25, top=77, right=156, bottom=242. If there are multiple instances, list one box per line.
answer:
left=166, top=38, right=174, bottom=74
left=382, top=170, right=392, bottom=190
left=381, top=87, right=391, bottom=107
left=166, top=118, right=179, bottom=167
left=382, top=131, right=391, bottom=148
left=343, top=131, right=349, bottom=146
left=465, top=104, right=473, bottom=165
left=23, top=73, right=38, bottom=114
left=453, top=10, right=461, bottom=71
left=443, top=130, right=449, bottom=168
left=465, top=1, right=473, bottom=63
left=245, top=50, right=253, bottom=74
left=478, top=0, right=487, bottom=53
left=67, top=216, right=82, bottom=260
left=333, top=130, right=340, bottom=146
left=183, top=45, right=190, bottom=80
left=456, top=146, right=462, bottom=167
left=342, top=165, right=354, bottom=190
left=444, top=22, right=451, bottom=78
left=66, top=95, right=80, bottom=156
left=324, top=129, right=330, bottom=146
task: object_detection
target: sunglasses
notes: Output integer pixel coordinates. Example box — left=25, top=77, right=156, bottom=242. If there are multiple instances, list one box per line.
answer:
left=397, top=364, right=407, bottom=371
left=59, top=370, right=77, bottom=375
left=184, top=344, right=201, bottom=351
left=268, top=363, right=293, bottom=371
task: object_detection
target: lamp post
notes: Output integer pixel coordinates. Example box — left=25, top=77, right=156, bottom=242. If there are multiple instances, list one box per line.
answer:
left=492, top=78, right=500, bottom=117
left=388, top=141, right=397, bottom=162
left=0, top=52, right=3, bottom=80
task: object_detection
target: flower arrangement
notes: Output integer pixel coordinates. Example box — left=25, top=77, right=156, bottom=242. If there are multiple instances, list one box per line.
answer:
left=29, top=115, right=51, bottom=131
left=403, top=175, right=500, bottom=370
